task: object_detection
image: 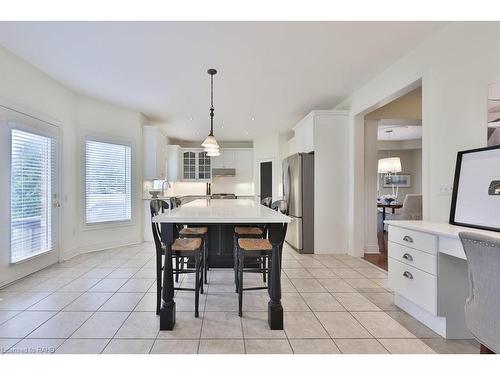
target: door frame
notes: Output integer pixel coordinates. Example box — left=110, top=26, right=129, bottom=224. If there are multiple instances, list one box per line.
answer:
left=350, top=78, right=426, bottom=258
left=0, top=102, right=62, bottom=286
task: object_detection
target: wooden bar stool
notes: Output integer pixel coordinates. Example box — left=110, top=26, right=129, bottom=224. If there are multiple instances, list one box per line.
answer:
left=150, top=201, right=205, bottom=317
left=178, top=226, right=209, bottom=284
left=232, top=197, right=275, bottom=288
left=235, top=203, right=288, bottom=316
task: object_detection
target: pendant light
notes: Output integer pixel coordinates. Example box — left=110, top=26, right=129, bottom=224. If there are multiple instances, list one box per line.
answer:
left=202, top=68, right=220, bottom=156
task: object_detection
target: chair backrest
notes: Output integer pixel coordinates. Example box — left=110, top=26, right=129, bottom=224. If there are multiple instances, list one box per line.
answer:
left=401, top=194, right=422, bottom=215
left=271, top=199, right=288, bottom=215
left=261, top=197, right=272, bottom=208
left=459, top=232, right=500, bottom=353
left=150, top=199, right=170, bottom=218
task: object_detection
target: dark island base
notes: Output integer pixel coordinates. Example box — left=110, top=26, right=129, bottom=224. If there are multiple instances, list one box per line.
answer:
left=206, top=224, right=261, bottom=268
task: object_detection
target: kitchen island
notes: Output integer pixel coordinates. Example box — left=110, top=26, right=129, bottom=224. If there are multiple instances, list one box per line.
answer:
left=152, top=198, right=290, bottom=330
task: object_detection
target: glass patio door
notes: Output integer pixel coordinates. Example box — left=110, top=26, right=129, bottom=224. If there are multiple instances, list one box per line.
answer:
left=0, top=105, right=60, bottom=286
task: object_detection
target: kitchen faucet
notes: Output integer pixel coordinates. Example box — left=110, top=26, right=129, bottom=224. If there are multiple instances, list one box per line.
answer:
left=161, top=180, right=171, bottom=196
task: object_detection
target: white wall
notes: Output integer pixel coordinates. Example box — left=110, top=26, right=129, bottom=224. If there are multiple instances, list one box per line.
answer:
left=0, top=45, right=143, bottom=286
left=313, top=111, right=350, bottom=254
left=74, top=95, right=143, bottom=255
left=335, top=23, right=500, bottom=256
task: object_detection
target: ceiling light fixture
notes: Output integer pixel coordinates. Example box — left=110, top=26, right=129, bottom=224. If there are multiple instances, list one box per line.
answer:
left=201, top=68, right=220, bottom=156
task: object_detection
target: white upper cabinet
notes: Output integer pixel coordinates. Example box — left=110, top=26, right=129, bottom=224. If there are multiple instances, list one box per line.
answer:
left=219, top=150, right=235, bottom=168
left=179, top=148, right=211, bottom=181
left=167, top=145, right=182, bottom=181
left=293, top=112, right=315, bottom=153
left=234, top=149, right=253, bottom=181
left=143, top=126, right=166, bottom=179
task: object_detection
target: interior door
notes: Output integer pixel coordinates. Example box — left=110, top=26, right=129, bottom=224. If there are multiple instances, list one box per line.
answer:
left=0, top=106, right=60, bottom=287
left=260, top=161, right=273, bottom=200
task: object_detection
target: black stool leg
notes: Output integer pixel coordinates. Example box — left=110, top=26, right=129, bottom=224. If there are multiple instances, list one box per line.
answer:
left=156, top=254, right=162, bottom=315
left=262, top=257, right=267, bottom=283
left=234, top=234, right=239, bottom=292
left=194, top=253, right=200, bottom=318
left=238, top=250, right=244, bottom=317
left=204, top=233, right=208, bottom=284
left=175, top=256, right=180, bottom=283
left=200, top=252, right=204, bottom=295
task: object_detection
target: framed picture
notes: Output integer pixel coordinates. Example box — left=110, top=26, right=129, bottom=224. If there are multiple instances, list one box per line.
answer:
left=488, top=81, right=500, bottom=146
left=450, top=145, right=500, bottom=232
left=383, top=174, right=411, bottom=188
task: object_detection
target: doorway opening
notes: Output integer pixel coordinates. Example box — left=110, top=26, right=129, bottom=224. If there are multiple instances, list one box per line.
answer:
left=362, top=86, right=423, bottom=270
left=259, top=161, right=273, bottom=200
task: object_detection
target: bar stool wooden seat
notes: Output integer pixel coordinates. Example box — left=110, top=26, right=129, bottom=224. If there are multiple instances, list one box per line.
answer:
left=234, top=226, right=263, bottom=236
left=151, top=200, right=204, bottom=317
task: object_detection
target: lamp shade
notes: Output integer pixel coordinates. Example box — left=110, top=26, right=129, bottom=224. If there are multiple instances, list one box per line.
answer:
left=378, top=157, right=402, bottom=174
left=206, top=148, right=221, bottom=157
left=201, top=134, right=219, bottom=149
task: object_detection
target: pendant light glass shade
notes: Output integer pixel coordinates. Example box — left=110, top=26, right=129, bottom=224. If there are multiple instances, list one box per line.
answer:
left=201, top=134, right=219, bottom=148
left=206, top=148, right=221, bottom=157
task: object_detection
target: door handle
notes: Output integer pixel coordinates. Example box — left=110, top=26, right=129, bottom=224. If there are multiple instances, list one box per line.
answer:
left=53, top=202, right=61, bottom=208
left=403, top=235, right=413, bottom=243
left=402, top=253, right=413, bottom=261
left=403, top=271, right=413, bottom=280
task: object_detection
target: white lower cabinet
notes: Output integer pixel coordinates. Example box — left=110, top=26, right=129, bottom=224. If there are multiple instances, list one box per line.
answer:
left=387, top=223, right=472, bottom=339
left=388, top=257, right=437, bottom=315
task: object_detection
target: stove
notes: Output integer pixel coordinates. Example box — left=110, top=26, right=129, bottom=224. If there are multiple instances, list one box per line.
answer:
left=211, top=193, right=237, bottom=199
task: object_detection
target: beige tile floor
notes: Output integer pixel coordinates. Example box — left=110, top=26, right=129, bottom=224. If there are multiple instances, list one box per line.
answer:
left=0, top=242, right=479, bottom=354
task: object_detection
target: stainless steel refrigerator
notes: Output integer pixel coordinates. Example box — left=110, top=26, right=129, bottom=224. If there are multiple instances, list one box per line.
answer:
left=282, top=153, right=314, bottom=253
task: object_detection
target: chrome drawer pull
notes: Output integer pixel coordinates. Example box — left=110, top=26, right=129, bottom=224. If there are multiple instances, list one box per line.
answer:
left=403, top=235, right=414, bottom=243
left=403, top=271, right=413, bottom=280
left=402, top=253, right=413, bottom=261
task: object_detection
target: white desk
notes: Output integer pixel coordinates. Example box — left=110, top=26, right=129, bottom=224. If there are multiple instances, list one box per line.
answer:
left=385, top=220, right=499, bottom=339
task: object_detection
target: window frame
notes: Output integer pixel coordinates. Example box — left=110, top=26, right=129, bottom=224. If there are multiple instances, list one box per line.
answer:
left=81, top=133, right=135, bottom=230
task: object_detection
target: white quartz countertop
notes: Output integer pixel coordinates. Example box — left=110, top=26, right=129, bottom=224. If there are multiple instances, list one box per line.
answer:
left=152, top=198, right=291, bottom=224
left=385, top=220, right=500, bottom=240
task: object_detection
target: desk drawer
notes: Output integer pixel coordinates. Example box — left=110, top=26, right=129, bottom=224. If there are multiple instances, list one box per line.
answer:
left=388, top=258, right=437, bottom=315
left=388, top=241, right=437, bottom=275
left=388, top=226, right=437, bottom=255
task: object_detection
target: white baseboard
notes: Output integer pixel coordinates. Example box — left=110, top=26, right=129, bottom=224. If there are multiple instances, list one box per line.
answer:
left=395, top=294, right=447, bottom=338
left=61, top=238, right=142, bottom=261
left=364, top=244, right=380, bottom=254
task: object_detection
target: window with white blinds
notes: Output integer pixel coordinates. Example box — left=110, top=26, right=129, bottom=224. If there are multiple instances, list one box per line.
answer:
left=10, top=129, right=56, bottom=263
left=85, top=139, right=132, bottom=224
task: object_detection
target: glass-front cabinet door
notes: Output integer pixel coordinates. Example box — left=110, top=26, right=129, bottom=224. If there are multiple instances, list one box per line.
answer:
left=183, top=151, right=196, bottom=179
left=198, top=151, right=211, bottom=180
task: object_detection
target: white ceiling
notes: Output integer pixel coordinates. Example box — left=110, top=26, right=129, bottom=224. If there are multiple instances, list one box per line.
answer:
left=0, top=22, right=442, bottom=141
left=378, top=124, right=422, bottom=141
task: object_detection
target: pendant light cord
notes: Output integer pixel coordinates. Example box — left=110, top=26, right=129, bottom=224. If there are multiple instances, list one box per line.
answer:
left=209, top=72, right=214, bottom=136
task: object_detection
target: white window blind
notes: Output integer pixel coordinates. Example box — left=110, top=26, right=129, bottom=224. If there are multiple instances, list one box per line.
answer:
left=85, top=139, right=132, bottom=224
left=11, top=129, right=56, bottom=263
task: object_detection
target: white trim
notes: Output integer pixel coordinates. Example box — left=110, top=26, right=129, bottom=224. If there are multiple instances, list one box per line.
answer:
left=80, top=131, right=136, bottom=231
left=394, top=294, right=447, bottom=338
left=351, top=78, right=424, bottom=258
left=6, top=110, right=61, bottom=265
left=364, top=244, right=380, bottom=254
